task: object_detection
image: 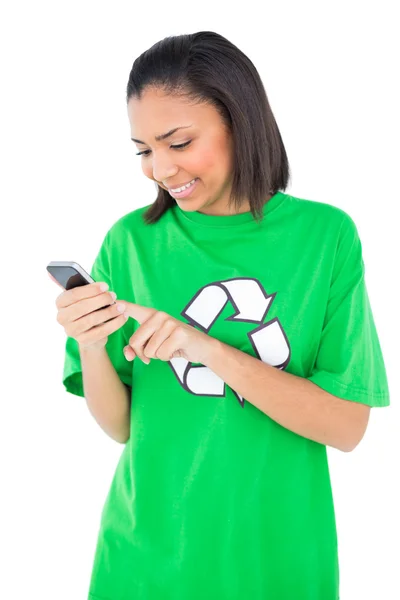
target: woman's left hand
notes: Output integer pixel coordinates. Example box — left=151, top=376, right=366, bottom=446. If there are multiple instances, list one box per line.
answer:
left=120, top=302, right=215, bottom=365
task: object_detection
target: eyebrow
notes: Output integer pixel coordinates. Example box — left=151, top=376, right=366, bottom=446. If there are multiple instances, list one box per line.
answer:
left=131, top=125, right=193, bottom=144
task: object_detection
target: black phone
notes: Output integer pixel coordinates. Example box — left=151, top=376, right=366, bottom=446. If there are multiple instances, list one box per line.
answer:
left=46, top=261, right=95, bottom=290
left=46, top=261, right=116, bottom=316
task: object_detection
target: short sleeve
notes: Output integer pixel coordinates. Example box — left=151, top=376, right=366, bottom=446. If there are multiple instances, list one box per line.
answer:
left=307, top=213, right=390, bottom=407
left=62, top=230, right=133, bottom=398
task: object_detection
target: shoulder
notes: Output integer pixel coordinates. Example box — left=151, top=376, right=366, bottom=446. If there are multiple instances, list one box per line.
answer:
left=102, top=204, right=153, bottom=242
left=285, top=192, right=359, bottom=238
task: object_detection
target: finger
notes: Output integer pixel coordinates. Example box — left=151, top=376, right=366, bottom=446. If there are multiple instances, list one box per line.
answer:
left=67, top=300, right=126, bottom=337
left=123, top=345, right=138, bottom=362
left=123, top=302, right=159, bottom=325
left=56, top=282, right=108, bottom=309
left=124, top=311, right=165, bottom=360
left=77, top=313, right=128, bottom=347
left=58, top=290, right=117, bottom=326
left=142, top=321, right=176, bottom=360
left=128, top=332, right=153, bottom=364
left=153, top=327, right=185, bottom=361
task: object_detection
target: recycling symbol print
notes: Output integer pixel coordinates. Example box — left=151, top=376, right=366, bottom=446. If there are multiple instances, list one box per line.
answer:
left=168, top=277, right=291, bottom=408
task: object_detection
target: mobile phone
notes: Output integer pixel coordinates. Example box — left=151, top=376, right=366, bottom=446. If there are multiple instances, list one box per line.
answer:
left=46, top=261, right=116, bottom=317
left=46, top=261, right=95, bottom=290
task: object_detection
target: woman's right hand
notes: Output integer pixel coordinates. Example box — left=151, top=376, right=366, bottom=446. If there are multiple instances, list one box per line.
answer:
left=55, top=282, right=128, bottom=351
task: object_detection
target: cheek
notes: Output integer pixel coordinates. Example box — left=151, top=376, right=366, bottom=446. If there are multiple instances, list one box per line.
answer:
left=142, top=162, right=152, bottom=178
left=198, top=136, right=232, bottom=173
left=197, top=148, right=215, bottom=171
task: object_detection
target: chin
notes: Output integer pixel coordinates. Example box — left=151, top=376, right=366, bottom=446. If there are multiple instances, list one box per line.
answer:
left=176, top=198, right=204, bottom=210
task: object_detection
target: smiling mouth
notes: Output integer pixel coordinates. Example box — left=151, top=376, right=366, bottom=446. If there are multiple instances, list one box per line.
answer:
left=168, top=178, right=200, bottom=198
left=167, top=178, right=198, bottom=191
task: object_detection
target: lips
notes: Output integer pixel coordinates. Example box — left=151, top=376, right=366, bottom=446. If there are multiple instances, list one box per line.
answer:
left=168, top=177, right=199, bottom=199
left=167, top=178, right=197, bottom=190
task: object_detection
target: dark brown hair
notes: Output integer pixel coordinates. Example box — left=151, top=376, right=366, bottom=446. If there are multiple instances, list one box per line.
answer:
left=126, top=31, right=291, bottom=225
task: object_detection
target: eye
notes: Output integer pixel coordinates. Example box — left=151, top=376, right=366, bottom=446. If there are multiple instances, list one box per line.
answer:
left=136, top=140, right=192, bottom=157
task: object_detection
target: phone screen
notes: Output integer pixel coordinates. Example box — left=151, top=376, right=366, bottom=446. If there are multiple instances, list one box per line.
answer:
left=47, top=263, right=94, bottom=290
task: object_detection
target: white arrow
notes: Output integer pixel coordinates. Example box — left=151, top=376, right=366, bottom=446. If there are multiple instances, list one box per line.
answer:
left=169, top=277, right=290, bottom=407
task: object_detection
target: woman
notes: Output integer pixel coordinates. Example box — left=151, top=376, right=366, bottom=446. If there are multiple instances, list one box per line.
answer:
left=61, top=31, right=390, bottom=599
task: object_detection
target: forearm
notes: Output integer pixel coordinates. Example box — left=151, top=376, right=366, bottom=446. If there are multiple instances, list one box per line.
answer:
left=204, top=339, right=364, bottom=452
left=79, top=345, right=131, bottom=444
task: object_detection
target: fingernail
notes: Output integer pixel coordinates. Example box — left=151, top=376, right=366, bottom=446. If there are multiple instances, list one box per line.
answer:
left=100, top=282, right=109, bottom=291
left=116, top=303, right=126, bottom=312
left=110, top=291, right=117, bottom=300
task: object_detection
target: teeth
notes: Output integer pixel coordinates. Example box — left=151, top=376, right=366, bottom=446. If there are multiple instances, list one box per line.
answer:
left=171, top=178, right=196, bottom=193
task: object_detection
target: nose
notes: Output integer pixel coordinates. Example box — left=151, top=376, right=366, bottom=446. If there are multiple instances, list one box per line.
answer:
left=151, top=152, right=178, bottom=184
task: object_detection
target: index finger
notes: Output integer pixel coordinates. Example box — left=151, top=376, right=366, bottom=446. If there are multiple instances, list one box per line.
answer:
left=55, top=281, right=107, bottom=309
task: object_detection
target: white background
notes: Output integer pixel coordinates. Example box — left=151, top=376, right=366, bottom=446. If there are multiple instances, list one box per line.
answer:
left=1, top=1, right=399, bottom=598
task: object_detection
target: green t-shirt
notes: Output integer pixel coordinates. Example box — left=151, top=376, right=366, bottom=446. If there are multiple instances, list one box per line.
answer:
left=62, top=191, right=390, bottom=600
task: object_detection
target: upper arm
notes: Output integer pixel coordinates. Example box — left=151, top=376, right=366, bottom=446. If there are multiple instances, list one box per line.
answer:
left=306, top=213, right=390, bottom=411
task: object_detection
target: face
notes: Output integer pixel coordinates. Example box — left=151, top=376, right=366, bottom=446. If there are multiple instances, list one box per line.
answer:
left=127, top=87, right=251, bottom=216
